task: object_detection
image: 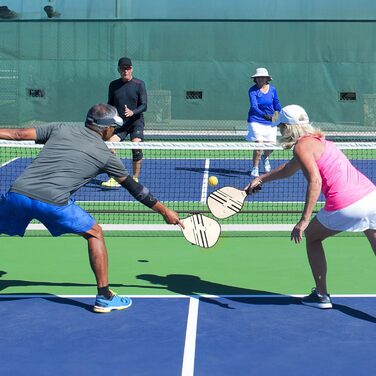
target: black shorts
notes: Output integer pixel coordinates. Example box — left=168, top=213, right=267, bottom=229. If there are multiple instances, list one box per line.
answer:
left=115, top=122, right=144, bottom=141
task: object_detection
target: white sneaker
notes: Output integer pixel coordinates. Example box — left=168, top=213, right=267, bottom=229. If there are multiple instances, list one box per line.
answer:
left=250, top=167, right=259, bottom=177
left=262, top=156, right=271, bottom=172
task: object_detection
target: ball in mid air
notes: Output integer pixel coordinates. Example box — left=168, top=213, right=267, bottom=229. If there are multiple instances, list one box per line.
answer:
left=208, top=176, right=218, bottom=186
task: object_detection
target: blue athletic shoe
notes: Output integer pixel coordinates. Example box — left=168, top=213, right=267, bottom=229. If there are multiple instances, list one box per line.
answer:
left=93, top=291, right=132, bottom=313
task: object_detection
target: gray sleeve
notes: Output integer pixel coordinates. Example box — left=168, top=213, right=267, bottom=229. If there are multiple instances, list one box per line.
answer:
left=104, top=153, right=129, bottom=178
left=34, top=123, right=61, bottom=144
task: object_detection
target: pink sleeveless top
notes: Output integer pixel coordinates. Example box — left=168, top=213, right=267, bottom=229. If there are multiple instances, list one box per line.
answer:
left=315, top=138, right=375, bottom=211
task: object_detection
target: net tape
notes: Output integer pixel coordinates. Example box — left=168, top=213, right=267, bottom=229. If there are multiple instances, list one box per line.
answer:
left=1, top=140, right=376, bottom=150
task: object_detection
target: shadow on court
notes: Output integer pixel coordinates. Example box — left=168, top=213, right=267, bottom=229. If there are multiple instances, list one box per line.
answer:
left=135, top=273, right=376, bottom=323
left=0, top=270, right=133, bottom=312
left=0, top=270, right=97, bottom=293
left=175, top=167, right=249, bottom=177
left=0, top=294, right=97, bottom=312
left=331, top=303, right=376, bottom=323
left=134, top=273, right=300, bottom=310
left=84, top=177, right=107, bottom=188
left=1, top=271, right=375, bottom=322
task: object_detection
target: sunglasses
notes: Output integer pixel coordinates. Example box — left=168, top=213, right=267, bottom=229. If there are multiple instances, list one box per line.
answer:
left=119, top=66, right=132, bottom=71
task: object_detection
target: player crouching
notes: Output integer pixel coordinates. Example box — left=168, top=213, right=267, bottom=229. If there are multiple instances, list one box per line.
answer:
left=0, top=104, right=183, bottom=313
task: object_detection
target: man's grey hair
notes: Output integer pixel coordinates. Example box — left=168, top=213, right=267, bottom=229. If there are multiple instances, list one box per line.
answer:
left=85, top=104, right=123, bottom=132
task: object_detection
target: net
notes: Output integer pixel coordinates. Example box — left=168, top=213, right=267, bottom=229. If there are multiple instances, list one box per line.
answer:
left=15, top=121, right=376, bottom=142
left=0, top=140, right=375, bottom=236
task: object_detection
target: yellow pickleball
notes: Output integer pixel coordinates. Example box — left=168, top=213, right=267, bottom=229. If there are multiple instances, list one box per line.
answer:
left=208, top=176, right=218, bottom=186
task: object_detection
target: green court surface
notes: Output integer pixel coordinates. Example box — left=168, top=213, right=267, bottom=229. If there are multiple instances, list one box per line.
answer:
left=0, top=235, right=375, bottom=296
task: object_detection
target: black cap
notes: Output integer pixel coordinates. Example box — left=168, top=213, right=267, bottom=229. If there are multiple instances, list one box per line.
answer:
left=118, top=57, right=132, bottom=67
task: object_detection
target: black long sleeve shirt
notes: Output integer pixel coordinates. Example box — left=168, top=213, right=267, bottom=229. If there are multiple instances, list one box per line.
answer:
left=108, top=77, right=147, bottom=129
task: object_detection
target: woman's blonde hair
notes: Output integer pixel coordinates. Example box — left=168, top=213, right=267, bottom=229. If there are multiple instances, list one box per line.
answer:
left=279, top=123, right=324, bottom=149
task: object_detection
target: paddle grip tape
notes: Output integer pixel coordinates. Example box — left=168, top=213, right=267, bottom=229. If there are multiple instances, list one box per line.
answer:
left=120, top=175, right=157, bottom=208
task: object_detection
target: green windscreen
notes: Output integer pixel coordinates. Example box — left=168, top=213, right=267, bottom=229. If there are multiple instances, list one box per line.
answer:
left=0, top=1, right=376, bottom=138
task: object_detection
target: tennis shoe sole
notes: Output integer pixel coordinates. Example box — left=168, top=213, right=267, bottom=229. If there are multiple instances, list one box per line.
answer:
left=301, top=300, right=332, bottom=309
left=93, top=303, right=132, bottom=313
left=93, top=299, right=132, bottom=313
left=101, top=178, right=121, bottom=188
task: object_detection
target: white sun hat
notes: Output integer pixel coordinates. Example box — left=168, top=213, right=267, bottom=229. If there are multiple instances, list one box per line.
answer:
left=273, top=105, right=310, bottom=126
left=251, top=67, right=272, bottom=80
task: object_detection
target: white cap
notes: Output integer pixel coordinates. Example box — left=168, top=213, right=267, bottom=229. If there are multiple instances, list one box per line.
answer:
left=273, top=105, right=309, bottom=126
left=251, top=67, right=272, bottom=80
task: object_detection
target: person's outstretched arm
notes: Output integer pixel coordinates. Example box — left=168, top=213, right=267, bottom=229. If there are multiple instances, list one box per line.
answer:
left=246, top=157, right=300, bottom=191
left=0, top=128, right=37, bottom=140
left=116, top=175, right=183, bottom=227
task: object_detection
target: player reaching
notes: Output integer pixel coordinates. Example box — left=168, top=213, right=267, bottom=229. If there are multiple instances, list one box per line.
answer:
left=0, top=104, right=183, bottom=313
left=247, top=105, right=376, bottom=309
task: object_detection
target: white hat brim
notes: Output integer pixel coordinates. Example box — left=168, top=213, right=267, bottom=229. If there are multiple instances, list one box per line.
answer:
left=251, top=74, right=272, bottom=80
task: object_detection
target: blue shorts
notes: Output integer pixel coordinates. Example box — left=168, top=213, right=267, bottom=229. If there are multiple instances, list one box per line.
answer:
left=0, top=192, right=95, bottom=237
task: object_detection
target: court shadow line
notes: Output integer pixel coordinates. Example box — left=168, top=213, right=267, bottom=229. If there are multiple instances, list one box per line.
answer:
left=0, top=270, right=127, bottom=313
left=83, top=178, right=107, bottom=188
left=0, top=270, right=97, bottom=293
left=133, top=273, right=300, bottom=310
left=0, top=293, right=96, bottom=312
left=134, top=273, right=376, bottom=323
left=175, top=167, right=249, bottom=177
left=332, top=303, right=376, bottom=324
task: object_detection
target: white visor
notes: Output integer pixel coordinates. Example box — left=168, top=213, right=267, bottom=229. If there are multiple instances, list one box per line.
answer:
left=272, top=105, right=309, bottom=126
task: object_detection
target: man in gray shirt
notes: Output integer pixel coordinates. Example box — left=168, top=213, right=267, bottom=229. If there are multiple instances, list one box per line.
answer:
left=0, top=103, right=182, bottom=313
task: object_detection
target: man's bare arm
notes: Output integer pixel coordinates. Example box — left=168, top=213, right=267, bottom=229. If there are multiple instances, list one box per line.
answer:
left=0, top=128, right=37, bottom=141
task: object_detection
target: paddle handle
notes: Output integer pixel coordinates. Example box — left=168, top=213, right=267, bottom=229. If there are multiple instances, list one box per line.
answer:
left=245, top=184, right=262, bottom=196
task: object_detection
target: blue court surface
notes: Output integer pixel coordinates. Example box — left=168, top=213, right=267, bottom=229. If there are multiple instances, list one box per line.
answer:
left=1, top=157, right=375, bottom=202
left=0, top=295, right=375, bottom=376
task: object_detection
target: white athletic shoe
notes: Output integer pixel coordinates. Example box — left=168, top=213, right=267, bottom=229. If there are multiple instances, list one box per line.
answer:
left=250, top=167, right=259, bottom=177
left=262, top=155, right=271, bottom=172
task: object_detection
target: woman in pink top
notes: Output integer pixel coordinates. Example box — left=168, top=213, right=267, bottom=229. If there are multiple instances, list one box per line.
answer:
left=247, top=105, right=376, bottom=309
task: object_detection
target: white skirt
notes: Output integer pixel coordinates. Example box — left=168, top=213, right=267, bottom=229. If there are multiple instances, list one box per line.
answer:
left=317, top=190, right=376, bottom=232
left=246, top=122, right=277, bottom=142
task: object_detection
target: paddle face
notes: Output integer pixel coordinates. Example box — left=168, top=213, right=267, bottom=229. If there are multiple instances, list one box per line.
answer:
left=180, top=214, right=221, bottom=248
left=207, top=186, right=247, bottom=219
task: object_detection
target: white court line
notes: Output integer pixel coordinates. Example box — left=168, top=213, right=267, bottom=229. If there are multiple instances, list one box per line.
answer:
left=75, top=200, right=325, bottom=204
left=26, top=223, right=295, bottom=231
left=0, top=294, right=192, bottom=299
left=200, top=158, right=210, bottom=203
left=1, top=157, right=19, bottom=167
left=0, top=294, right=375, bottom=299
left=181, top=297, right=200, bottom=376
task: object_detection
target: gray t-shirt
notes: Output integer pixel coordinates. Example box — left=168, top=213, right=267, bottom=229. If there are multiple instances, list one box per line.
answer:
left=10, top=123, right=129, bottom=205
